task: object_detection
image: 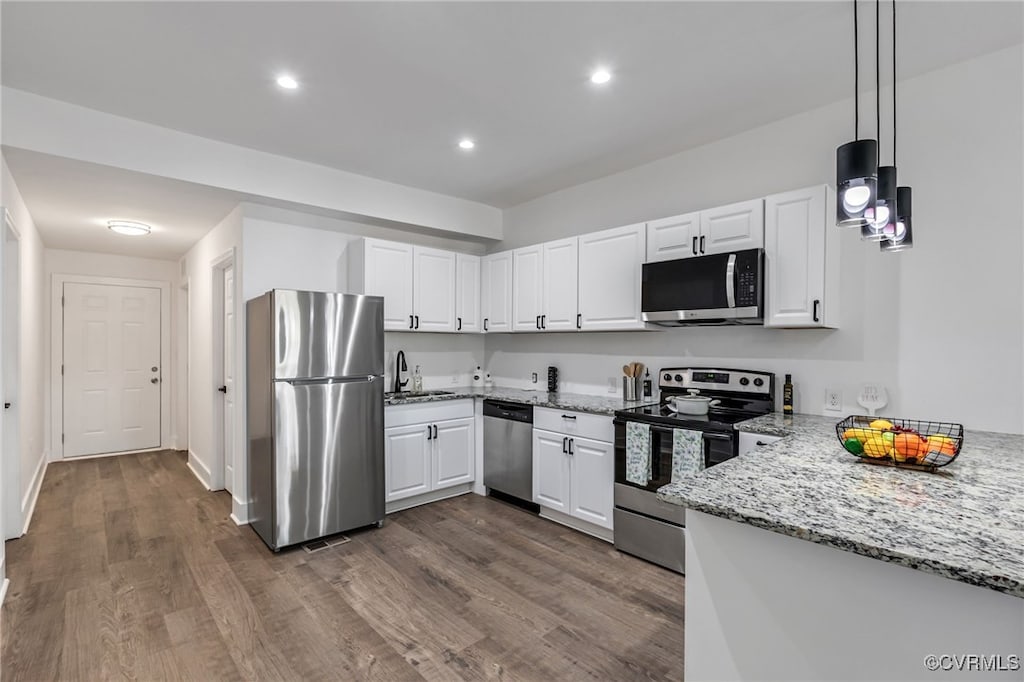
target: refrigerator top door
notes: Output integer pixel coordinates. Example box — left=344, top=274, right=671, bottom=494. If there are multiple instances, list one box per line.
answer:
left=273, top=290, right=384, bottom=380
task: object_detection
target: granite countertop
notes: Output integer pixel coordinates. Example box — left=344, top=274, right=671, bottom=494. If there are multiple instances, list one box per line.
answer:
left=384, top=386, right=656, bottom=416
left=657, top=412, right=1024, bottom=599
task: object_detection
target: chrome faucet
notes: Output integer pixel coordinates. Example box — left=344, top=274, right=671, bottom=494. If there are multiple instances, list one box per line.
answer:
left=394, top=350, right=409, bottom=393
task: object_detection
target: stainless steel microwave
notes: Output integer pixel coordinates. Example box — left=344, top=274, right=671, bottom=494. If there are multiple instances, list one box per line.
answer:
left=641, top=248, right=764, bottom=326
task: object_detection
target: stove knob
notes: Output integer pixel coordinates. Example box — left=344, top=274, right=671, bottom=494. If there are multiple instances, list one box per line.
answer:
left=739, top=377, right=750, bottom=386
left=663, top=373, right=672, bottom=382
left=753, top=378, right=764, bottom=387
left=674, top=374, right=683, bottom=382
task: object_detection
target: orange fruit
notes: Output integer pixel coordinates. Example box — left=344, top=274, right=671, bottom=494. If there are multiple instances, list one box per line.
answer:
left=894, top=433, right=925, bottom=457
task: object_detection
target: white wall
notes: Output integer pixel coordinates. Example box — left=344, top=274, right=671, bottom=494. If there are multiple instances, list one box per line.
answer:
left=43, top=249, right=182, bottom=454
left=491, top=44, right=1023, bottom=434
left=2, top=157, right=48, bottom=541
left=182, top=205, right=243, bottom=503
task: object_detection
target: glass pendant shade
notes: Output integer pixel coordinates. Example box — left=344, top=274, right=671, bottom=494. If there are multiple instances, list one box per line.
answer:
left=862, top=165, right=896, bottom=241
left=881, top=186, right=913, bottom=252
left=836, top=139, right=878, bottom=227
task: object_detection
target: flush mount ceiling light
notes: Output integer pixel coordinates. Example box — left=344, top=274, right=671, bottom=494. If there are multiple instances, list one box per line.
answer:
left=836, top=0, right=878, bottom=228
left=590, top=69, right=612, bottom=85
left=458, top=139, right=475, bottom=150
left=107, top=220, right=151, bottom=236
left=276, top=74, right=299, bottom=90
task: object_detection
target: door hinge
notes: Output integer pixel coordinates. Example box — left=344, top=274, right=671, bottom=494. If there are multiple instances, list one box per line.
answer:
left=61, top=295, right=65, bottom=307
left=61, top=434, right=65, bottom=443
left=61, top=364, right=64, bottom=376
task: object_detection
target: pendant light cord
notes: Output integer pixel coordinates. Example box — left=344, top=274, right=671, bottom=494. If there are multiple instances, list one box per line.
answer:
left=892, top=0, right=897, bottom=166
left=876, top=0, right=881, bottom=164
left=854, top=0, right=859, bottom=139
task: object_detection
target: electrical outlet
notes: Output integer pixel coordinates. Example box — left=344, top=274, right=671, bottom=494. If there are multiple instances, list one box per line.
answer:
left=531, top=372, right=538, bottom=384
left=450, top=374, right=459, bottom=385
left=825, top=388, right=843, bottom=413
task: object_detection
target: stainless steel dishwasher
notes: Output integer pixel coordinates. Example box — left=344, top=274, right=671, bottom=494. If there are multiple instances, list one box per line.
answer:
left=482, top=400, right=535, bottom=505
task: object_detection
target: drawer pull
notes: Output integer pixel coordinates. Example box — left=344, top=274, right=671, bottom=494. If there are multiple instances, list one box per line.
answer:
left=561, top=414, right=577, bottom=420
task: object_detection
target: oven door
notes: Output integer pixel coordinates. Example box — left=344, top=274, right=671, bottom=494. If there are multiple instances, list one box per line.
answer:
left=641, top=249, right=763, bottom=324
left=613, top=420, right=737, bottom=492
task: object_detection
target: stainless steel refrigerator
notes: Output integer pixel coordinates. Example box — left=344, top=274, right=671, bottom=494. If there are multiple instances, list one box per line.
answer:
left=247, top=289, right=385, bottom=550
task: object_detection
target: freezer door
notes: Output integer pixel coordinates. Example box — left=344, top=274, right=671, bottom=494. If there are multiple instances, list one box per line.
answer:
left=273, top=290, right=384, bottom=380
left=272, top=376, right=385, bottom=547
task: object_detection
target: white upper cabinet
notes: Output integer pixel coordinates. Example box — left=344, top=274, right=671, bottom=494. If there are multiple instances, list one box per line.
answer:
left=348, top=238, right=415, bottom=330
left=512, top=245, right=544, bottom=331
left=413, top=247, right=456, bottom=332
left=541, top=238, right=579, bottom=331
left=764, top=185, right=839, bottom=328
left=481, top=251, right=513, bottom=333
left=578, top=223, right=646, bottom=330
left=700, top=198, right=765, bottom=255
left=455, top=253, right=481, bottom=333
left=646, top=211, right=700, bottom=262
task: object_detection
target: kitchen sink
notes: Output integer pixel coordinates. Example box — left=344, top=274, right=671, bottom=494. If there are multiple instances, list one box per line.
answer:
left=385, top=390, right=456, bottom=399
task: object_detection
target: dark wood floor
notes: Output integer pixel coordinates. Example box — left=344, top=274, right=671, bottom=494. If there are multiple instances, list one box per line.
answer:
left=2, top=450, right=684, bottom=681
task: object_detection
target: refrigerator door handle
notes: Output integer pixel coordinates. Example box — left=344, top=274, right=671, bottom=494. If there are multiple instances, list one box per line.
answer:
left=279, top=375, right=379, bottom=386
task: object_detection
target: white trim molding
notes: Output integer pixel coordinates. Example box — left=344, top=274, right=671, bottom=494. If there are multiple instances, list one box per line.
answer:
left=49, top=273, right=173, bottom=461
left=19, top=455, right=47, bottom=536
left=0, top=577, right=9, bottom=607
left=187, top=449, right=212, bottom=490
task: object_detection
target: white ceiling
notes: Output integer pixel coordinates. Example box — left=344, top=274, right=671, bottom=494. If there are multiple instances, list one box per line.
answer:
left=2, top=147, right=243, bottom=259
left=3, top=1, right=1021, bottom=211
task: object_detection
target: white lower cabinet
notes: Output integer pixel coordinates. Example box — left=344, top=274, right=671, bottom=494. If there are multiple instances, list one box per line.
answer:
left=385, top=401, right=475, bottom=504
left=532, top=408, right=614, bottom=532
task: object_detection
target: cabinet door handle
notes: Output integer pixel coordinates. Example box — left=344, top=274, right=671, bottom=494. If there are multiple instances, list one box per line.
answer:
left=536, top=315, right=541, bottom=330
left=409, top=315, right=415, bottom=329
left=483, top=318, right=488, bottom=332
left=414, top=315, right=420, bottom=329
left=562, top=436, right=568, bottom=454
left=568, top=438, right=574, bottom=455
left=576, top=313, right=582, bottom=330
left=433, top=424, right=438, bottom=439
left=813, top=299, right=821, bottom=323
left=692, top=236, right=698, bottom=256
left=426, top=425, right=433, bottom=440
left=700, top=235, right=706, bottom=254
left=457, top=317, right=462, bottom=331
left=541, top=314, right=546, bottom=329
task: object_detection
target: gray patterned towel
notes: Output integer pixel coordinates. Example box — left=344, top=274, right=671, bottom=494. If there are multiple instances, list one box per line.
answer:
left=625, top=422, right=652, bottom=485
left=672, top=429, right=705, bottom=482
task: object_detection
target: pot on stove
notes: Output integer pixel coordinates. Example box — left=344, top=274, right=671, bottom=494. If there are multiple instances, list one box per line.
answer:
left=669, top=390, right=721, bottom=415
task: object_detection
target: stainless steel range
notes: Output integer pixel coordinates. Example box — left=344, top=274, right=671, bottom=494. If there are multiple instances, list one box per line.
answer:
left=612, top=367, right=775, bottom=573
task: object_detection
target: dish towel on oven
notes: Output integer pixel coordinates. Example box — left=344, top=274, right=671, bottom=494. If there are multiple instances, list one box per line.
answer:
left=672, top=428, right=705, bottom=482
left=625, top=421, right=652, bottom=485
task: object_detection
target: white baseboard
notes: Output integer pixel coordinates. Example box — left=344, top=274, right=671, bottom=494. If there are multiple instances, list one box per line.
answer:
left=385, top=484, right=472, bottom=514
left=539, top=507, right=614, bottom=543
left=0, top=577, right=8, bottom=607
left=230, top=495, right=250, bottom=525
left=19, top=454, right=48, bottom=536
left=187, top=450, right=212, bottom=490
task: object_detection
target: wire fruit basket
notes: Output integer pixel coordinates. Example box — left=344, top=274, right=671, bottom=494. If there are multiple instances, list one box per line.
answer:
left=835, top=416, right=964, bottom=471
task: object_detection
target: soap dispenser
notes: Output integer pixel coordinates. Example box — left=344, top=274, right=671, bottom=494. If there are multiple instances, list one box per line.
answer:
left=411, top=365, right=424, bottom=393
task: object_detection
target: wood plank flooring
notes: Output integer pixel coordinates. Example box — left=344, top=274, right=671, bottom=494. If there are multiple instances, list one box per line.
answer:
left=2, top=450, right=684, bottom=680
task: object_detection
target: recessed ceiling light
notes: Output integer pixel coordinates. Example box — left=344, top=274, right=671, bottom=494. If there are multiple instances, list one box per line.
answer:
left=590, top=69, right=612, bottom=85
left=108, top=220, right=151, bottom=237
left=276, top=74, right=299, bottom=90
left=458, top=139, right=475, bottom=150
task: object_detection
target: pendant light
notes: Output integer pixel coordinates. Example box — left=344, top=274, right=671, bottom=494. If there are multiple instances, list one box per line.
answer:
left=882, top=0, right=913, bottom=252
left=836, top=0, right=878, bottom=227
left=861, top=0, right=894, bottom=242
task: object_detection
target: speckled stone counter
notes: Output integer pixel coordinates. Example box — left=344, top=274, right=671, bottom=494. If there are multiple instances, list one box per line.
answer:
left=385, top=386, right=655, bottom=416
left=657, top=412, right=1024, bottom=598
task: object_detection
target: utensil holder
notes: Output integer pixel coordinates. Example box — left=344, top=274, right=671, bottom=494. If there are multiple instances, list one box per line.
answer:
left=623, top=376, right=641, bottom=401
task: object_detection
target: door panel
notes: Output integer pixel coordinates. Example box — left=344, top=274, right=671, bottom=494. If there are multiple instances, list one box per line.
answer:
left=765, top=186, right=826, bottom=328
left=570, top=436, right=614, bottom=530
left=533, top=428, right=570, bottom=512
left=512, top=246, right=543, bottom=331
left=413, top=247, right=456, bottom=332
left=433, top=417, right=474, bottom=489
left=223, top=265, right=235, bottom=493
left=273, top=290, right=384, bottom=379
left=362, top=239, right=414, bottom=330
left=541, top=238, right=578, bottom=331
left=455, top=254, right=481, bottom=333
left=273, top=377, right=385, bottom=545
left=700, top=198, right=765, bottom=254
left=385, top=423, right=431, bottom=502
left=481, top=251, right=512, bottom=332
left=647, top=212, right=700, bottom=261
left=63, top=283, right=161, bottom=457
left=578, top=223, right=645, bottom=330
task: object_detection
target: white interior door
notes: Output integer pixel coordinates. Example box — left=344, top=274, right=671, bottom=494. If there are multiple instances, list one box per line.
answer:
left=3, top=218, right=21, bottom=538
left=222, top=265, right=235, bottom=493
left=63, top=282, right=161, bottom=457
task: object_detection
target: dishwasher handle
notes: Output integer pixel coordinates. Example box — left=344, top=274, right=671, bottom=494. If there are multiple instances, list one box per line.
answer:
left=482, top=400, right=534, bottom=423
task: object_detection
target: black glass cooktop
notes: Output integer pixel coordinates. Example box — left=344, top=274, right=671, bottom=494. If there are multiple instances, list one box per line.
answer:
left=615, top=403, right=765, bottom=431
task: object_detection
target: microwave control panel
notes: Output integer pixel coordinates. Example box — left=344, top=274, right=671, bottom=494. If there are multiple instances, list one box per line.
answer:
left=735, top=253, right=761, bottom=307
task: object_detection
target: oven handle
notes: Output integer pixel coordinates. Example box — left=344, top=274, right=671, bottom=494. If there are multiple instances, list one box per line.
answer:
left=702, top=432, right=733, bottom=441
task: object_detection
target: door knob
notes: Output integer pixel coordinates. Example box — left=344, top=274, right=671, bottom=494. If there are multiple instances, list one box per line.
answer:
left=3, top=402, right=10, bottom=409
left=217, top=385, right=227, bottom=393
left=151, top=366, right=159, bottom=372
left=151, top=378, right=160, bottom=384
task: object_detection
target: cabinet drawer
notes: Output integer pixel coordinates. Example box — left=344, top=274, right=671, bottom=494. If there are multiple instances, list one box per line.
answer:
left=737, top=431, right=784, bottom=456
left=534, top=407, right=613, bottom=443
left=385, top=399, right=474, bottom=428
